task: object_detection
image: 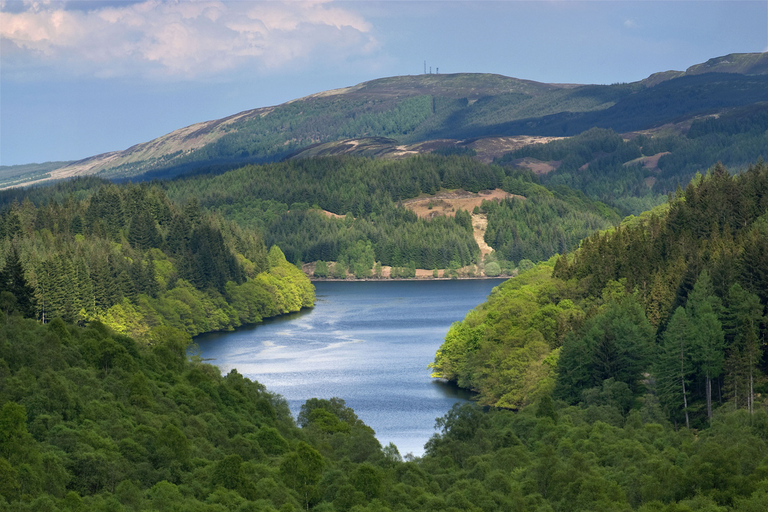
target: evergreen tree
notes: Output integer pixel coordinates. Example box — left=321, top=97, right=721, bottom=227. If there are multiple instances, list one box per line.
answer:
left=686, top=270, right=724, bottom=421
left=128, top=210, right=161, bottom=251
left=144, top=254, right=159, bottom=298
left=723, top=283, right=764, bottom=412
left=0, top=247, right=36, bottom=318
left=3, top=213, right=22, bottom=240
left=655, top=307, right=693, bottom=428
left=70, top=214, right=83, bottom=235
left=165, top=214, right=191, bottom=255
left=74, top=256, right=94, bottom=320
left=34, top=260, right=51, bottom=323
left=91, top=254, right=115, bottom=310
left=556, top=296, right=654, bottom=403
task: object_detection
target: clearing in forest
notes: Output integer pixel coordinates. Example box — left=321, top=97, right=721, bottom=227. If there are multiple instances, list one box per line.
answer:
left=404, top=188, right=520, bottom=258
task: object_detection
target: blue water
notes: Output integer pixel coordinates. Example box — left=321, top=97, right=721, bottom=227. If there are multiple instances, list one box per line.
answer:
left=194, top=279, right=505, bottom=456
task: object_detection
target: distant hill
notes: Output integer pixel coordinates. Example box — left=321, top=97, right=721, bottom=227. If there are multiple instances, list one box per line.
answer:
left=642, top=52, right=768, bottom=86
left=4, top=52, right=767, bottom=189
left=0, top=161, right=73, bottom=189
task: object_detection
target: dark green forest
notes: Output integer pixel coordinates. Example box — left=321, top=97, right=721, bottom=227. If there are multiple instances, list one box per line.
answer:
left=431, top=162, right=768, bottom=429
left=481, top=183, right=621, bottom=264
left=161, top=155, right=618, bottom=272
left=1, top=129, right=767, bottom=510
left=0, top=182, right=314, bottom=339
left=3, top=310, right=768, bottom=511
left=162, top=154, right=498, bottom=270
left=498, top=105, right=768, bottom=214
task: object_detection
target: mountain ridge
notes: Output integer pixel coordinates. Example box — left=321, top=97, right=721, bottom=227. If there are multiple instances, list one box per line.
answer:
left=4, top=52, right=766, bottom=190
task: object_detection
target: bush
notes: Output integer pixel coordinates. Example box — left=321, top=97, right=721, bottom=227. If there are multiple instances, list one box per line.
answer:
left=484, top=261, right=501, bottom=277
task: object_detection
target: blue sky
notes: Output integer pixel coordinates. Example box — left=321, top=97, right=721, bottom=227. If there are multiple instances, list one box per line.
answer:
left=1, top=0, right=766, bottom=166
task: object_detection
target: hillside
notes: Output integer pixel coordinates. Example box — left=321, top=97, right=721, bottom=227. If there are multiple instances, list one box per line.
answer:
left=642, top=51, right=768, bottom=87
left=4, top=52, right=766, bottom=190
left=5, top=312, right=768, bottom=511
left=430, top=161, right=768, bottom=426
left=160, top=154, right=620, bottom=276
left=0, top=180, right=314, bottom=340
left=2, top=165, right=767, bottom=511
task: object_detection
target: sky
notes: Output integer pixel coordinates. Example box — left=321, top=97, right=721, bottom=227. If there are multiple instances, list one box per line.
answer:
left=1, top=0, right=767, bottom=166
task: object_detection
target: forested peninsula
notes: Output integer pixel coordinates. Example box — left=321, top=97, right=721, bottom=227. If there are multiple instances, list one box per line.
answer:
left=0, top=181, right=314, bottom=340
left=431, top=161, right=768, bottom=428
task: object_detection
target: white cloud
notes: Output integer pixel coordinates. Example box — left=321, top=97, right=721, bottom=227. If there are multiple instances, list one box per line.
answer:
left=0, top=0, right=377, bottom=79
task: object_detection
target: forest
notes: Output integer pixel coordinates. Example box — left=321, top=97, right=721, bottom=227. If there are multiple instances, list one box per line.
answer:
left=161, top=154, right=619, bottom=273
left=1, top=146, right=767, bottom=510
left=5, top=105, right=762, bottom=284
left=431, top=161, right=768, bottom=429
left=150, top=103, right=768, bottom=276
left=498, top=106, right=768, bottom=215
left=0, top=182, right=314, bottom=340
left=2, top=275, right=767, bottom=511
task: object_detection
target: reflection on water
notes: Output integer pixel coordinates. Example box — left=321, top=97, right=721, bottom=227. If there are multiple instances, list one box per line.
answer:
left=432, top=378, right=477, bottom=401
left=194, top=279, right=504, bottom=456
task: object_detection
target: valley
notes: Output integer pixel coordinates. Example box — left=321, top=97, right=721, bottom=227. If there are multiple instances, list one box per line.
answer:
left=1, top=51, right=768, bottom=512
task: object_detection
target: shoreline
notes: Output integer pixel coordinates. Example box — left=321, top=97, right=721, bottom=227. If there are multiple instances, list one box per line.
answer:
left=308, top=276, right=510, bottom=282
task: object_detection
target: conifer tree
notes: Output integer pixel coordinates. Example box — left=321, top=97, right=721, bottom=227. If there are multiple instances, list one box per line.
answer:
left=165, top=214, right=191, bottom=255
left=723, top=283, right=764, bottom=412
left=70, top=215, right=83, bottom=236
left=686, top=270, right=724, bottom=420
left=128, top=210, right=161, bottom=251
left=74, top=257, right=94, bottom=320
left=655, top=307, right=693, bottom=428
left=0, top=247, right=36, bottom=318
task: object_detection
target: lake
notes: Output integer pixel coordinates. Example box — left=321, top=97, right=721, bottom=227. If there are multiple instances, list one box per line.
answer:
left=194, top=279, right=506, bottom=456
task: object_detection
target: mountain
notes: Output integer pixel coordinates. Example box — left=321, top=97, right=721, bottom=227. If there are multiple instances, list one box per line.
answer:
left=4, top=52, right=766, bottom=190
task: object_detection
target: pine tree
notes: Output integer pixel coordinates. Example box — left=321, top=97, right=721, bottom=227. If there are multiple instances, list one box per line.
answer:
left=165, top=214, right=191, bottom=256
left=656, top=307, right=693, bottom=428
left=128, top=211, right=161, bottom=251
left=144, top=254, right=159, bottom=298
left=0, top=247, right=37, bottom=318
left=3, top=213, right=22, bottom=241
left=723, top=283, right=764, bottom=413
left=687, top=270, right=724, bottom=421
left=91, top=254, right=114, bottom=311
left=74, top=257, right=94, bottom=320
left=34, top=260, right=51, bottom=323
left=70, top=215, right=83, bottom=236
left=130, top=256, right=148, bottom=296
left=53, top=255, right=77, bottom=322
